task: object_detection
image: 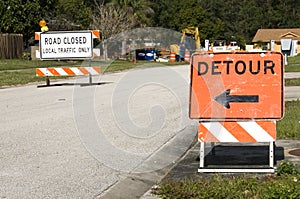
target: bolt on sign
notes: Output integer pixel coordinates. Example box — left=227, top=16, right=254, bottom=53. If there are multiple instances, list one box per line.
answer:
left=39, top=31, right=93, bottom=60
left=189, top=52, right=284, bottom=120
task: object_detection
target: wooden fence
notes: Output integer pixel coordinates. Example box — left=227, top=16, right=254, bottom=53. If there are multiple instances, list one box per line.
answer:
left=0, top=33, right=23, bottom=59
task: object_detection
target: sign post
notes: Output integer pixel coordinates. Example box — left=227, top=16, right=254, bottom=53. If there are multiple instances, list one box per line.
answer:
left=189, top=51, right=284, bottom=173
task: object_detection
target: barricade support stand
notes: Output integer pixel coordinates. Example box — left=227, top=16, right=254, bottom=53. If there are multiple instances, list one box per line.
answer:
left=198, top=141, right=275, bottom=173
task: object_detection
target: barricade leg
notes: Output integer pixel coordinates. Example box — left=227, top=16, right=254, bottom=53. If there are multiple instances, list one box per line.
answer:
left=89, top=74, right=92, bottom=85
left=46, top=76, right=50, bottom=86
left=269, top=141, right=274, bottom=168
left=199, top=142, right=205, bottom=168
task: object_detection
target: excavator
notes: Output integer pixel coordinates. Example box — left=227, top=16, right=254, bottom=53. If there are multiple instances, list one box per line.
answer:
left=170, top=26, right=200, bottom=61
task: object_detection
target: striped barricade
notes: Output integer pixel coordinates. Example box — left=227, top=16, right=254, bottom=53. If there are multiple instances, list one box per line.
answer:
left=36, top=67, right=101, bottom=86
left=36, top=67, right=100, bottom=76
left=35, top=30, right=100, bottom=40
left=198, top=121, right=276, bottom=143
left=197, top=120, right=277, bottom=173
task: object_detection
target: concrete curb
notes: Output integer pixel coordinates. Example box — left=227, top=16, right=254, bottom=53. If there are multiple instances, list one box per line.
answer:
left=100, top=123, right=198, bottom=199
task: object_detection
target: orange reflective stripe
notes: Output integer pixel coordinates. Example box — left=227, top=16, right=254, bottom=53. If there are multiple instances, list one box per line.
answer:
left=223, top=122, right=256, bottom=142
left=36, top=68, right=45, bottom=76
left=77, top=67, right=89, bottom=75
left=92, top=30, right=100, bottom=38
left=256, top=121, right=276, bottom=140
left=47, top=68, right=60, bottom=76
left=198, top=123, right=220, bottom=142
left=62, top=68, right=76, bottom=75
left=93, top=67, right=101, bottom=74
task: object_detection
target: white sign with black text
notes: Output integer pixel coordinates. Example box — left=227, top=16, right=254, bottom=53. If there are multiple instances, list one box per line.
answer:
left=39, top=31, right=93, bottom=60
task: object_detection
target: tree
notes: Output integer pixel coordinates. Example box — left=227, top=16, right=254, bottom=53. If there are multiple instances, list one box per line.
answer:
left=91, top=2, right=136, bottom=59
left=50, top=0, right=92, bottom=30
left=151, top=0, right=224, bottom=45
left=109, top=0, right=154, bottom=27
left=0, top=0, right=44, bottom=49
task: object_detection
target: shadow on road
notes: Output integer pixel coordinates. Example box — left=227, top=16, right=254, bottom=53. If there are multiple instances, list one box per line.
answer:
left=37, top=82, right=112, bottom=88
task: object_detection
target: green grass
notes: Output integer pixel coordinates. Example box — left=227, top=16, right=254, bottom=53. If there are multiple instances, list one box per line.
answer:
left=286, top=54, right=300, bottom=72
left=152, top=101, right=300, bottom=199
left=0, top=59, right=187, bottom=87
left=285, top=78, right=300, bottom=86
left=0, top=59, right=81, bottom=71
left=277, top=100, right=300, bottom=139
left=153, top=161, right=300, bottom=199
left=0, top=69, right=70, bottom=87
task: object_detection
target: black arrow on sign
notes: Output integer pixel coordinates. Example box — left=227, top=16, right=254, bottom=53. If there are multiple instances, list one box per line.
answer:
left=214, top=89, right=259, bottom=109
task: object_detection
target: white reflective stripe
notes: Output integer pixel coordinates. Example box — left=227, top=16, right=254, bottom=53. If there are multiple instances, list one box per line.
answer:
left=38, top=68, right=48, bottom=75
left=85, top=67, right=98, bottom=75
left=202, top=122, right=239, bottom=142
left=85, top=67, right=94, bottom=75
left=55, top=68, right=68, bottom=76
left=71, top=68, right=84, bottom=75
left=237, top=121, right=275, bottom=141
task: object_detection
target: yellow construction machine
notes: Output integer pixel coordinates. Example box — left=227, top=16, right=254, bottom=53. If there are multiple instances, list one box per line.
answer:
left=170, top=27, right=200, bottom=61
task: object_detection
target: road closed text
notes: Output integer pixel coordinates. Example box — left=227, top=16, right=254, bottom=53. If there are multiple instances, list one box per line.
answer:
left=197, top=60, right=275, bottom=76
left=44, top=36, right=88, bottom=45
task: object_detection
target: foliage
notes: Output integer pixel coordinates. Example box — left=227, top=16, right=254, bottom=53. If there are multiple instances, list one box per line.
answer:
left=2, top=0, right=300, bottom=49
left=285, top=78, right=300, bottom=86
left=277, top=161, right=300, bottom=176
left=277, top=100, right=300, bottom=139
left=0, top=0, right=43, bottom=48
left=153, top=168, right=300, bottom=199
left=91, top=3, right=135, bottom=40
left=286, top=54, right=300, bottom=72
left=109, top=0, right=154, bottom=27
left=22, top=52, right=31, bottom=60
left=51, top=0, right=92, bottom=31
left=151, top=0, right=300, bottom=44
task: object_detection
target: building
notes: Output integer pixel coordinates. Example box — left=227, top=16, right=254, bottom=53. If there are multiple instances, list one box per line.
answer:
left=252, top=28, right=300, bottom=54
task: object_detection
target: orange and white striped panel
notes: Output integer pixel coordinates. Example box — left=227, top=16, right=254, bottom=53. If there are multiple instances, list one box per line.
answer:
left=93, top=48, right=100, bottom=57
left=198, top=121, right=276, bottom=142
left=35, top=30, right=100, bottom=40
left=36, top=67, right=101, bottom=76
left=91, top=30, right=100, bottom=39
left=35, top=32, right=41, bottom=40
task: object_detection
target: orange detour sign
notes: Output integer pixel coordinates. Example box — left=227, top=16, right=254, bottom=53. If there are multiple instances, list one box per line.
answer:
left=189, top=52, right=284, bottom=120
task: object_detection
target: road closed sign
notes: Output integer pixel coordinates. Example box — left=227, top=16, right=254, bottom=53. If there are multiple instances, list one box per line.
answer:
left=39, top=31, right=93, bottom=60
left=189, top=52, right=284, bottom=120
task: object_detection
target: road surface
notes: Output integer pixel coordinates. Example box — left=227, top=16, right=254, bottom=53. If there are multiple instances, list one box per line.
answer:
left=0, top=65, right=299, bottom=198
left=0, top=64, right=196, bottom=198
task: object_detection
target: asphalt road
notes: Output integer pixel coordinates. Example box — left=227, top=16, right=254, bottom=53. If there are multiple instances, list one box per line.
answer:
left=0, top=64, right=196, bottom=198
left=0, top=65, right=299, bottom=198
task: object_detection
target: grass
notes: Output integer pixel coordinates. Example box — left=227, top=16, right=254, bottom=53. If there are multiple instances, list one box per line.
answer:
left=0, top=58, right=187, bottom=87
left=153, top=163, right=300, bottom=199
left=286, top=54, right=300, bottom=72
left=152, top=101, right=300, bottom=199
left=0, top=59, right=81, bottom=71
left=277, top=100, right=300, bottom=139
left=285, top=78, right=300, bottom=86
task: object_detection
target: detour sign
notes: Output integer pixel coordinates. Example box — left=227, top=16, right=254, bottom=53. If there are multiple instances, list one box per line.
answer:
left=189, top=52, right=284, bottom=120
